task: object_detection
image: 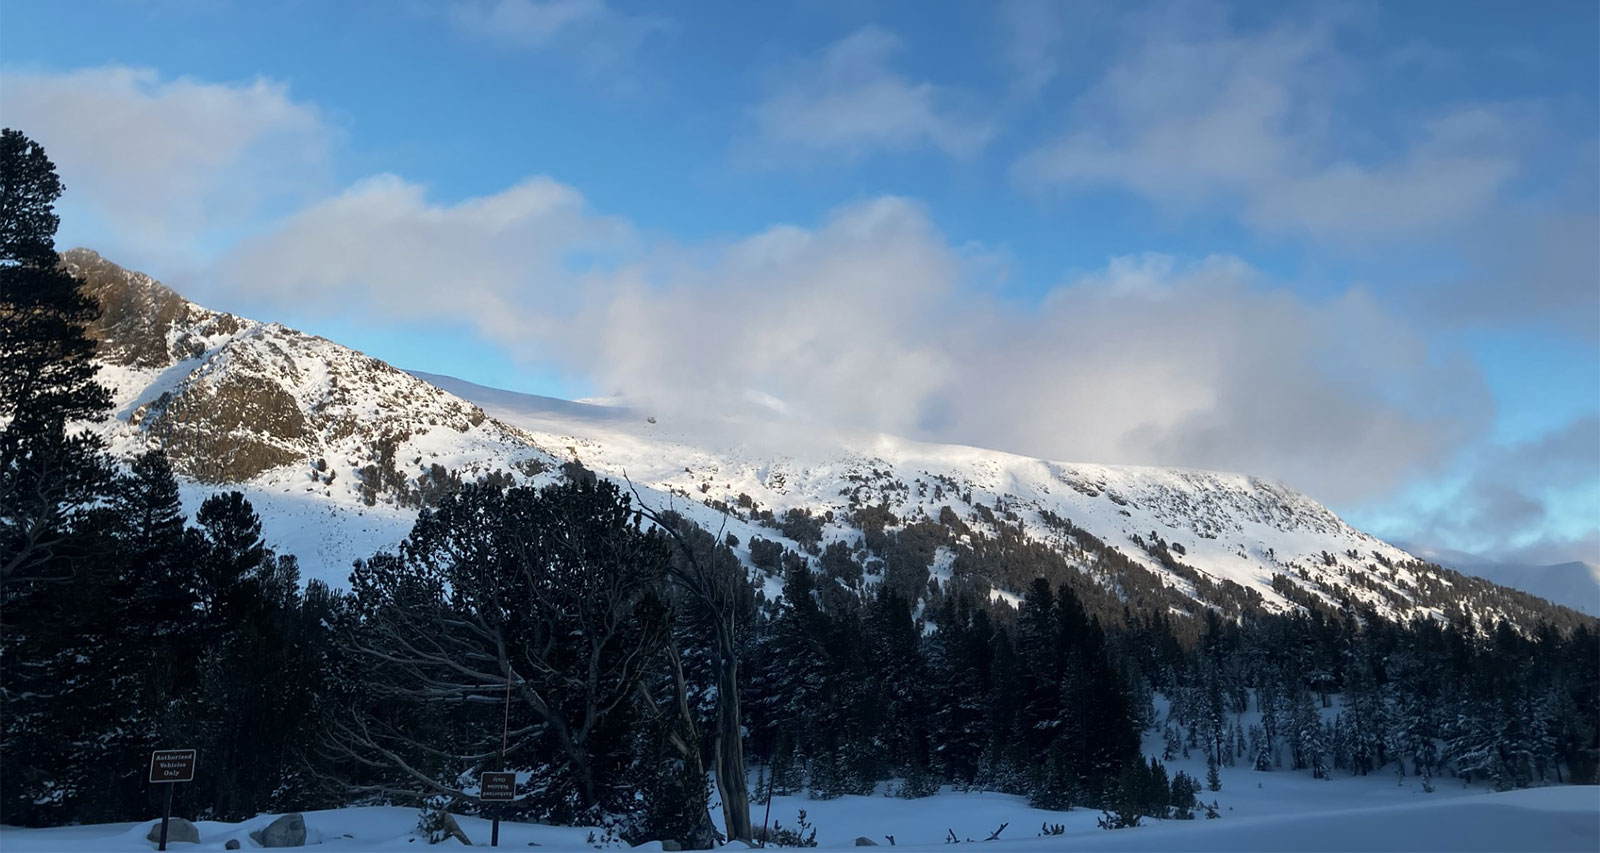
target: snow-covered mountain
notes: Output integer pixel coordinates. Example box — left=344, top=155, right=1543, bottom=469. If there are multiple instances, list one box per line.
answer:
left=1468, top=562, right=1600, bottom=619
left=68, top=249, right=1592, bottom=631
left=1394, top=540, right=1600, bottom=618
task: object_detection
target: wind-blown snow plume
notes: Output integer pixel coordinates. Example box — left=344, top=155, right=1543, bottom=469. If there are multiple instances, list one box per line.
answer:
left=218, top=188, right=1487, bottom=505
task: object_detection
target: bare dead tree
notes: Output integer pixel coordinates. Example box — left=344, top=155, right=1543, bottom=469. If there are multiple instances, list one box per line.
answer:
left=323, top=479, right=671, bottom=819
left=627, top=475, right=754, bottom=843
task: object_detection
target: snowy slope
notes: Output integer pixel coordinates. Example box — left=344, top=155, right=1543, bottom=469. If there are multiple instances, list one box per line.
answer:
left=413, top=369, right=1462, bottom=621
left=65, top=249, right=560, bottom=580
left=65, top=250, right=1591, bottom=630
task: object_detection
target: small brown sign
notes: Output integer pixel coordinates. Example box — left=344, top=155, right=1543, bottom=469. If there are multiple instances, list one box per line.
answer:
left=149, top=749, right=196, bottom=783
left=480, top=771, right=516, bottom=801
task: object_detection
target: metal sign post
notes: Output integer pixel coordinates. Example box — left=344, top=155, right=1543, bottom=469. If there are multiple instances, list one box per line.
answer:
left=480, top=772, right=516, bottom=846
left=483, top=672, right=516, bottom=847
left=148, top=749, right=197, bottom=852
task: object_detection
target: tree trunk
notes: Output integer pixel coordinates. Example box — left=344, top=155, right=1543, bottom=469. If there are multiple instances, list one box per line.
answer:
left=713, top=631, right=751, bottom=842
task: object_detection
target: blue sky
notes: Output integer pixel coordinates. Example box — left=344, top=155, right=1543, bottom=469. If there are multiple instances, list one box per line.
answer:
left=2, top=0, right=1596, bottom=564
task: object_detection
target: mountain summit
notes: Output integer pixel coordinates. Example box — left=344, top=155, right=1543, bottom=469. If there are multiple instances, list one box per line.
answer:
left=66, top=249, right=1592, bottom=633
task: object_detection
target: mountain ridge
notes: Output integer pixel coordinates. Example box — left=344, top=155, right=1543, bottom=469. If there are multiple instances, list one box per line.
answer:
left=64, top=248, right=1596, bottom=632
left=1393, top=539, right=1600, bottom=618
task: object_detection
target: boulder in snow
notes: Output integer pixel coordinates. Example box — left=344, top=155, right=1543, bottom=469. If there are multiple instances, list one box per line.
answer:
left=249, top=813, right=307, bottom=847
left=145, top=818, right=199, bottom=844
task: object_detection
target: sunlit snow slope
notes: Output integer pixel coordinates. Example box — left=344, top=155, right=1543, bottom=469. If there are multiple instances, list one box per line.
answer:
left=66, top=249, right=1591, bottom=630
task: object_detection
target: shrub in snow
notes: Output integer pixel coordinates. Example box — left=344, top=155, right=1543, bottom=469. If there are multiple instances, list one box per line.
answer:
left=416, top=803, right=469, bottom=845
left=1097, top=809, right=1140, bottom=830
left=765, top=809, right=818, bottom=847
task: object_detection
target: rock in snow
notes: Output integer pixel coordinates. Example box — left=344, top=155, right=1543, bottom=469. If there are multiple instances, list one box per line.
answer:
left=249, top=812, right=306, bottom=847
left=145, top=817, right=199, bottom=844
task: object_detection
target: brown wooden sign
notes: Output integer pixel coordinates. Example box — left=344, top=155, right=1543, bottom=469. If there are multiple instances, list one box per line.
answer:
left=480, top=771, right=516, bottom=801
left=148, top=749, right=197, bottom=784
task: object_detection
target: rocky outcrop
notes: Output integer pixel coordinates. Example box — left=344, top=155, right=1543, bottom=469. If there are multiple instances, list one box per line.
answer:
left=139, top=373, right=307, bottom=482
left=70, top=250, right=533, bottom=491
left=64, top=248, right=236, bottom=369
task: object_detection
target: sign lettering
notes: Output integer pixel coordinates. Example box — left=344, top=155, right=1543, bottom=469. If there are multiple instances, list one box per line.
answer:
left=148, top=749, right=197, bottom=784
left=480, top=771, right=516, bottom=801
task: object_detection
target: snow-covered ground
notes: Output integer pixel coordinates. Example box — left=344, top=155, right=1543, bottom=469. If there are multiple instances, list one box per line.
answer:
left=6, top=692, right=1594, bottom=850
left=3, top=784, right=1594, bottom=852
left=6, top=712, right=1594, bottom=852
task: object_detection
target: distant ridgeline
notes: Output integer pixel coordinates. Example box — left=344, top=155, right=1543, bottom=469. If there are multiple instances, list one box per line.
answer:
left=3, top=134, right=1595, bottom=848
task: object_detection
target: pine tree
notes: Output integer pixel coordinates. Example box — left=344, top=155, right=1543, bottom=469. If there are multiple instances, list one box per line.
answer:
left=1343, top=659, right=1384, bottom=776
left=1526, top=689, right=1560, bottom=784
left=0, top=129, right=113, bottom=586
left=114, top=449, right=187, bottom=554
left=1168, top=771, right=1199, bottom=820
left=926, top=596, right=994, bottom=785
left=0, top=129, right=121, bottom=826
left=1162, top=724, right=1180, bottom=762
left=1288, top=688, right=1327, bottom=779
left=1449, top=704, right=1501, bottom=787
left=193, top=491, right=268, bottom=617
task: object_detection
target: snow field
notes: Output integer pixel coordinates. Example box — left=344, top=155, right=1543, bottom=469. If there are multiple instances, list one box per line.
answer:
left=3, top=786, right=1593, bottom=852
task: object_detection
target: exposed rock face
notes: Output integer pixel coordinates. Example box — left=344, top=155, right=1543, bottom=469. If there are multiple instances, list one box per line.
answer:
left=141, top=373, right=307, bottom=482
left=65, top=249, right=531, bottom=488
left=66, top=248, right=235, bottom=369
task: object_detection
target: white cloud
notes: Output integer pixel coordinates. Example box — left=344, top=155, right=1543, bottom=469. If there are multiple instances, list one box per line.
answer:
left=0, top=66, right=333, bottom=263
left=997, top=0, right=1111, bottom=100
left=453, top=0, right=608, bottom=44
left=445, top=0, right=670, bottom=86
left=216, top=173, right=634, bottom=354
left=1366, top=415, right=1600, bottom=566
left=1014, top=18, right=1524, bottom=243
left=216, top=182, right=1490, bottom=505
left=1439, top=204, right=1600, bottom=343
left=1000, top=0, right=1068, bottom=98
left=749, top=27, right=996, bottom=162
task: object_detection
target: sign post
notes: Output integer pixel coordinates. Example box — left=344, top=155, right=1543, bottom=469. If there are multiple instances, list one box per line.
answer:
left=148, top=749, right=197, bottom=851
left=483, top=672, right=516, bottom=847
left=480, top=771, right=515, bottom=846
